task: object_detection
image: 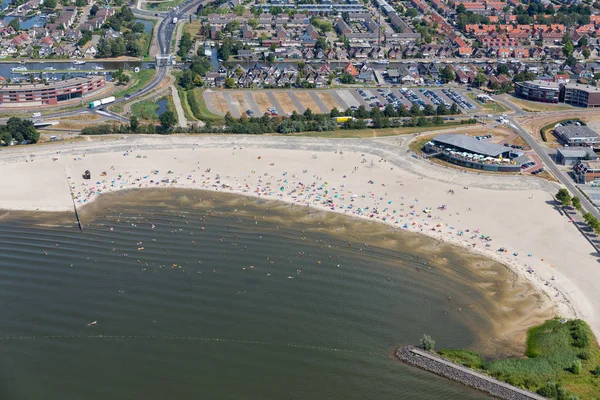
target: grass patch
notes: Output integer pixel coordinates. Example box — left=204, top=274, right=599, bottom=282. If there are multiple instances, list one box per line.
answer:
left=437, top=350, right=484, bottom=369
left=465, top=93, right=510, bottom=113
left=109, top=103, right=124, bottom=114
left=112, top=69, right=156, bottom=99
left=132, top=99, right=159, bottom=121
left=188, top=89, right=224, bottom=122
left=540, top=119, right=585, bottom=143
left=184, top=20, right=202, bottom=37
left=508, top=97, right=574, bottom=112
left=296, top=123, right=470, bottom=139
left=178, top=87, right=196, bottom=121
left=437, top=318, right=600, bottom=399
left=147, top=0, right=185, bottom=11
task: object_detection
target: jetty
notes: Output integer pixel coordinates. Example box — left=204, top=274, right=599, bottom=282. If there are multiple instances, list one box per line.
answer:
left=395, top=346, right=547, bottom=400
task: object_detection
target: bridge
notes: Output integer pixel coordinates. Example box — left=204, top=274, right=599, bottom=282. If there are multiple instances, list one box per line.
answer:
left=155, top=54, right=174, bottom=67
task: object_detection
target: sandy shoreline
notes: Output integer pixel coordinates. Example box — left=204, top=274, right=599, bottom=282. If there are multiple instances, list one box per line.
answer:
left=0, top=134, right=598, bottom=338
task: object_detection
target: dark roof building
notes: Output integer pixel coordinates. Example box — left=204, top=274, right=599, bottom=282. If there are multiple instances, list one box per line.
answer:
left=423, top=134, right=521, bottom=172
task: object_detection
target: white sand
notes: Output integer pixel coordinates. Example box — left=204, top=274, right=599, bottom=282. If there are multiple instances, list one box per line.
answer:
left=1, top=134, right=598, bottom=337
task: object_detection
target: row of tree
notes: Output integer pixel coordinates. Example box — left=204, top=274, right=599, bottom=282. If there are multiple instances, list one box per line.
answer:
left=0, top=118, right=40, bottom=145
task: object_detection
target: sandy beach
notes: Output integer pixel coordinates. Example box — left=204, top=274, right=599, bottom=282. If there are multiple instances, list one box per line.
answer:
left=1, top=134, right=598, bottom=338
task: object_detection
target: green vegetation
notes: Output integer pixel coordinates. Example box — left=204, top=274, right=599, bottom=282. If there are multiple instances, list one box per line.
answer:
left=437, top=350, right=484, bottom=369
left=582, top=213, right=600, bottom=235
left=132, top=100, right=160, bottom=121
left=0, top=117, right=40, bottom=145
left=420, top=334, right=435, bottom=351
left=149, top=0, right=186, bottom=11
left=556, top=188, right=573, bottom=207
left=540, top=119, right=585, bottom=143
left=112, top=69, right=156, bottom=99
left=177, top=87, right=196, bottom=121
left=187, top=89, right=224, bottom=122
left=437, top=319, right=600, bottom=399
left=97, top=6, right=147, bottom=58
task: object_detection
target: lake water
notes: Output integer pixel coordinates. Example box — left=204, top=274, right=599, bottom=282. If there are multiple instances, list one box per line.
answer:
left=0, top=189, right=549, bottom=399
left=156, top=98, right=168, bottom=116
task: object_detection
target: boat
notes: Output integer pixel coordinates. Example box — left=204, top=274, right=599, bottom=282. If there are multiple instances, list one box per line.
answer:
left=73, top=60, right=86, bottom=65
left=67, top=67, right=76, bottom=71
left=11, top=66, right=27, bottom=72
left=44, top=66, right=55, bottom=71
left=93, top=65, right=105, bottom=70
left=375, top=59, right=389, bottom=65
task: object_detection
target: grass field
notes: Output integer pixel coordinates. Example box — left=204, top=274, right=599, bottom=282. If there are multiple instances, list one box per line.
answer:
left=132, top=99, right=159, bottom=121
left=273, top=92, right=297, bottom=114
left=147, top=0, right=186, bottom=11
left=465, top=93, right=510, bottom=113
left=177, top=87, right=196, bottom=121
left=231, top=92, right=251, bottom=115
left=209, top=92, right=232, bottom=115
left=316, top=92, right=342, bottom=111
left=507, top=96, right=574, bottom=112
left=294, top=92, right=321, bottom=114
left=298, top=124, right=468, bottom=139
left=438, top=319, right=600, bottom=399
left=189, top=89, right=224, bottom=122
left=253, top=92, right=272, bottom=114
left=184, top=21, right=202, bottom=38
left=112, top=70, right=156, bottom=99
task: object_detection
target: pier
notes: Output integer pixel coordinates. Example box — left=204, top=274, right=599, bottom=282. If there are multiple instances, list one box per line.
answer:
left=395, top=346, right=546, bottom=400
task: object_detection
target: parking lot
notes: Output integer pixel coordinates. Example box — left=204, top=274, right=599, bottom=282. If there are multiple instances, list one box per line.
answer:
left=204, top=87, right=480, bottom=117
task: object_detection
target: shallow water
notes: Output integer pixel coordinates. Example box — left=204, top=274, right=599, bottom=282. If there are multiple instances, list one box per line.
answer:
left=0, top=189, right=551, bottom=399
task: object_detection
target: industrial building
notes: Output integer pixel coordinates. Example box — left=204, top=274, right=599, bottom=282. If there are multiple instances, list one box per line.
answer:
left=424, top=134, right=522, bottom=172
left=555, top=147, right=598, bottom=166
left=553, top=125, right=600, bottom=147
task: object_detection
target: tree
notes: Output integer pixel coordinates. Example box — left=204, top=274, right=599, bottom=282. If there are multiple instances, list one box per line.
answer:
left=563, top=38, right=574, bottom=58
left=159, top=111, right=177, bottom=131
left=44, top=0, right=57, bottom=8
left=132, top=22, right=145, bottom=33
left=330, top=108, right=340, bottom=118
left=583, top=48, right=591, bottom=59
left=440, top=66, right=455, bottom=83
left=406, top=8, right=418, bottom=17
left=456, top=3, right=466, bottom=13
left=420, top=334, right=435, bottom=351
left=474, top=73, right=487, bottom=87
left=450, top=103, right=459, bottom=114
left=339, top=72, right=355, bottom=84
left=578, top=36, right=589, bottom=48
left=75, top=0, right=87, bottom=6
left=556, top=188, right=572, bottom=207
left=8, top=18, right=20, bottom=31
left=496, top=63, right=510, bottom=76
left=247, top=18, right=259, bottom=29
left=2, top=117, right=40, bottom=144
left=572, top=196, right=582, bottom=211
left=129, top=115, right=139, bottom=133
left=224, top=77, right=236, bottom=88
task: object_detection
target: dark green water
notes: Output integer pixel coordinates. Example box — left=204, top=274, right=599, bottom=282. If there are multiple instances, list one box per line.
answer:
left=0, top=189, right=544, bottom=399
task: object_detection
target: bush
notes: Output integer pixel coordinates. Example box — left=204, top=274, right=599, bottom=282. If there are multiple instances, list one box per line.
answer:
left=569, top=320, right=590, bottom=349
left=577, top=349, right=591, bottom=360
left=438, top=349, right=484, bottom=369
left=592, top=364, right=600, bottom=376
left=570, top=359, right=582, bottom=374
left=420, top=334, right=435, bottom=351
left=81, top=125, right=114, bottom=135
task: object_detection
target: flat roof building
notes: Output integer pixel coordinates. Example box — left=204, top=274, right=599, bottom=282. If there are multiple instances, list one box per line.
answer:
left=555, top=147, right=597, bottom=166
left=0, top=76, right=106, bottom=107
left=514, top=80, right=560, bottom=103
left=563, top=82, right=600, bottom=108
left=554, top=125, right=600, bottom=147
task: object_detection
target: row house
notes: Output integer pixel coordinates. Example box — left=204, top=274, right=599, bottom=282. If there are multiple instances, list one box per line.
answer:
left=481, top=37, right=518, bottom=48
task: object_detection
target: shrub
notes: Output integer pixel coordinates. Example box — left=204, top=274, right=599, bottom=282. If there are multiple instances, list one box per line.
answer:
left=438, top=349, right=484, bottom=369
left=592, top=365, right=600, bottom=376
left=577, top=349, right=591, bottom=360
left=81, top=124, right=113, bottom=135
left=420, top=334, right=435, bottom=351
left=570, top=359, right=582, bottom=374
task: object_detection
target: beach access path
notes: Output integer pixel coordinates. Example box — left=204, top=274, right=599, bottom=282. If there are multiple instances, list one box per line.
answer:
left=0, top=133, right=597, bottom=340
